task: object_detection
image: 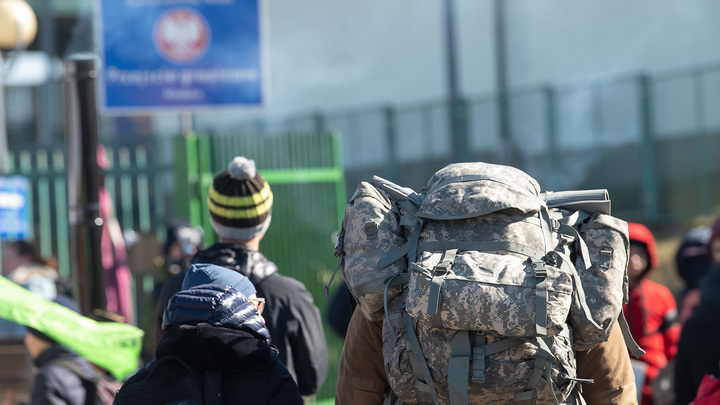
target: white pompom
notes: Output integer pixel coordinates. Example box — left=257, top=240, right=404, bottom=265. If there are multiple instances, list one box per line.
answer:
left=228, top=156, right=256, bottom=180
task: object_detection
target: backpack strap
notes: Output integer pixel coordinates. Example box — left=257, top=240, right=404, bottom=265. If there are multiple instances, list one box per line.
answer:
left=448, top=331, right=471, bottom=405
left=552, top=251, right=602, bottom=332
left=417, top=241, right=546, bottom=260
left=555, top=212, right=593, bottom=271
left=383, top=272, right=410, bottom=334
left=427, top=249, right=458, bottom=316
left=404, top=314, right=440, bottom=405
left=617, top=310, right=645, bottom=358
left=514, top=337, right=559, bottom=405
left=531, top=260, right=549, bottom=336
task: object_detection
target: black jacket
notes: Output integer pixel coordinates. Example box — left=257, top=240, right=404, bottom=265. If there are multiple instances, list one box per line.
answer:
left=156, top=243, right=328, bottom=395
left=156, top=284, right=302, bottom=405
left=674, top=267, right=720, bottom=405
left=157, top=323, right=302, bottom=405
left=28, top=344, right=95, bottom=405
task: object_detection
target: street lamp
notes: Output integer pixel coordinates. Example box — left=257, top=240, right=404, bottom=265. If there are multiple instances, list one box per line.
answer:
left=0, top=0, right=38, bottom=171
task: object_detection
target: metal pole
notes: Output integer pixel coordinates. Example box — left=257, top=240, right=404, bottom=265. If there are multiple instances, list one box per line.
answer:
left=494, top=0, right=514, bottom=166
left=545, top=86, right=559, bottom=191
left=384, top=106, right=398, bottom=181
left=37, top=0, right=56, bottom=146
left=0, top=53, right=7, bottom=173
left=64, top=53, right=105, bottom=315
left=443, top=0, right=468, bottom=163
left=638, top=74, right=658, bottom=223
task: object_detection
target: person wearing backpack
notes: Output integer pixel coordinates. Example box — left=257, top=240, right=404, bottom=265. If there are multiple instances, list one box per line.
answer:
left=334, top=163, right=641, bottom=405
left=623, top=222, right=681, bottom=405
left=117, top=263, right=303, bottom=405
left=336, top=295, right=638, bottom=405
left=154, top=156, right=328, bottom=396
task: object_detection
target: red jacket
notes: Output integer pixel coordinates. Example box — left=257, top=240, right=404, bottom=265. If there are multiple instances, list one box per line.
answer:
left=623, top=278, right=681, bottom=405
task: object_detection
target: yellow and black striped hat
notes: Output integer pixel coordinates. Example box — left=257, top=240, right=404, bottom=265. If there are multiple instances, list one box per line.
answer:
left=208, top=156, right=273, bottom=241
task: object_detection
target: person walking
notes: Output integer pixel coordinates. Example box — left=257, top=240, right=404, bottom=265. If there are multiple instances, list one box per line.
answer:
left=155, top=156, right=328, bottom=396
left=19, top=296, right=97, bottom=405
left=623, top=222, right=681, bottom=405
left=117, top=263, right=303, bottom=405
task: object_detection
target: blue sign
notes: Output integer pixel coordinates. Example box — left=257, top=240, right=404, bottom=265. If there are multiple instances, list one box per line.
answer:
left=97, top=0, right=264, bottom=112
left=0, top=176, right=30, bottom=240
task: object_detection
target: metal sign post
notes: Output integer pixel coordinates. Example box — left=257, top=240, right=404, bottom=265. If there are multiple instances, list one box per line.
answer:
left=63, top=53, right=105, bottom=316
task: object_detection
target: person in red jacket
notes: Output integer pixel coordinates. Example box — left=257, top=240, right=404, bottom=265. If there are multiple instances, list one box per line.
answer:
left=624, top=222, right=681, bottom=405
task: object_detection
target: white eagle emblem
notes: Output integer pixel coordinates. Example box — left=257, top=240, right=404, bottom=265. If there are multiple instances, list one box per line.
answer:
left=154, top=8, right=210, bottom=64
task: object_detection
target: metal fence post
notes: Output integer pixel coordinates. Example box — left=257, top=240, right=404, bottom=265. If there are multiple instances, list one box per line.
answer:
left=638, top=75, right=659, bottom=223
left=332, top=130, right=347, bottom=227
left=313, top=113, right=326, bottom=135
left=63, top=53, right=105, bottom=315
left=544, top=86, right=560, bottom=191
left=693, top=70, right=711, bottom=215
left=384, top=106, right=398, bottom=181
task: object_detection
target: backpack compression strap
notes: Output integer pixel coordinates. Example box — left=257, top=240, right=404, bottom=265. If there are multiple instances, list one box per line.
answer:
left=417, top=239, right=551, bottom=336
left=404, top=314, right=441, bottom=405
left=514, top=337, right=558, bottom=405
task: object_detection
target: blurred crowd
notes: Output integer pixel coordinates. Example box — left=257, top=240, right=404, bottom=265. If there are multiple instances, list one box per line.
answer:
left=619, top=215, right=720, bottom=405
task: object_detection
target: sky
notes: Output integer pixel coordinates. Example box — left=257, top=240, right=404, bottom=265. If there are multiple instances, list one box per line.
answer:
left=201, top=0, right=720, bottom=128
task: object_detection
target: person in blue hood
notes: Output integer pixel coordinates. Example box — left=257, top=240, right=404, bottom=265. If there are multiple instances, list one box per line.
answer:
left=121, top=263, right=303, bottom=405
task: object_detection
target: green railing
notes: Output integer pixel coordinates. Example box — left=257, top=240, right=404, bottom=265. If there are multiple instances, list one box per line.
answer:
left=282, top=62, right=720, bottom=226
left=180, top=131, right=346, bottom=402
left=1, top=132, right=347, bottom=402
left=0, top=140, right=176, bottom=278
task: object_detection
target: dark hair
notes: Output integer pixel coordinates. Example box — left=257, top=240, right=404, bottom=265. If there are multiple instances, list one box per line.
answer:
left=9, top=240, right=44, bottom=265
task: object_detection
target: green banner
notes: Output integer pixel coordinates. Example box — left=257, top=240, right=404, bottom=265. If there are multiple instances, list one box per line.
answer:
left=0, top=276, right=143, bottom=380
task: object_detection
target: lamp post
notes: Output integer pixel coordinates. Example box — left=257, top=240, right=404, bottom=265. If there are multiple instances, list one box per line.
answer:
left=0, top=0, right=37, bottom=172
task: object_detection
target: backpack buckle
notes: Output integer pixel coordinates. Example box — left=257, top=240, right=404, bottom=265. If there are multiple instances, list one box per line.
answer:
left=532, top=261, right=547, bottom=278
left=434, top=262, right=450, bottom=272
left=364, top=222, right=379, bottom=239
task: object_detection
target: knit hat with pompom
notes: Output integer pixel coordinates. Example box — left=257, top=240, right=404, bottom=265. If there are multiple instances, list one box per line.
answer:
left=208, top=156, right=273, bottom=241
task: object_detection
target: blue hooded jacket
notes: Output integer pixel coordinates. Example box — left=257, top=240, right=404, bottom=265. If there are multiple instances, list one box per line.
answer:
left=162, top=283, right=270, bottom=341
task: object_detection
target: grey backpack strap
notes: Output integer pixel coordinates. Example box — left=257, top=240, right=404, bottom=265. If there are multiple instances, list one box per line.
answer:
left=427, top=249, right=458, bottom=316
left=405, top=314, right=440, bottom=405
left=448, top=330, right=471, bottom=405
left=514, top=338, right=559, bottom=405
left=557, top=222, right=592, bottom=271
left=531, top=260, right=549, bottom=336
left=418, top=241, right=546, bottom=260
left=553, top=251, right=603, bottom=331
left=618, top=310, right=646, bottom=358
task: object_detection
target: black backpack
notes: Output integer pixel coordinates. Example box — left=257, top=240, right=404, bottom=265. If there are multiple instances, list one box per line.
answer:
left=112, top=355, right=221, bottom=405
left=46, top=359, right=123, bottom=405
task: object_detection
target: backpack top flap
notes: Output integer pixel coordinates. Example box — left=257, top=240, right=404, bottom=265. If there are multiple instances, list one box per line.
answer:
left=417, top=162, right=543, bottom=220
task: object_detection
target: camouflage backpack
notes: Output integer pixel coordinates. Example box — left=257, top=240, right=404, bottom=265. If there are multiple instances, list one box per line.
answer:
left=332, top=162, right=643, bottom=405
